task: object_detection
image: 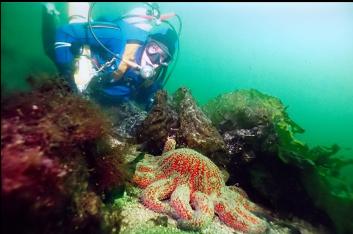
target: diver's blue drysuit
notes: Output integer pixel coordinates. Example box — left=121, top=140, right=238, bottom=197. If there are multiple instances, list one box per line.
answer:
left=54, top=20, right=165, bottom=109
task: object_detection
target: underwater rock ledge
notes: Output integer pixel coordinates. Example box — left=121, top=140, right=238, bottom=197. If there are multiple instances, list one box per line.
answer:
left=2, top=76, right=351, bottom=234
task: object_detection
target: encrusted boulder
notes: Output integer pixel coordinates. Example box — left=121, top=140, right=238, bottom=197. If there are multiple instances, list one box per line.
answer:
left=136, top=90, right=179, bottom=155
left=136, top=88, right=226, bottom=165
left=203, top=89, right=305, bottom=166
left=173, top=87, right=226, bottom=159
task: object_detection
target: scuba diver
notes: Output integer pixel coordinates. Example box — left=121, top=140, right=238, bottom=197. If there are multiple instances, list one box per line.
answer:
left=42, top=2, right=180, bottom=110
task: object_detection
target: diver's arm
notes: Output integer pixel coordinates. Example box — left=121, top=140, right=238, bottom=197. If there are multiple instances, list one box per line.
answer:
left=54, top=24, right=85, bottom=70
left=54, top=21, right=125, bottom=64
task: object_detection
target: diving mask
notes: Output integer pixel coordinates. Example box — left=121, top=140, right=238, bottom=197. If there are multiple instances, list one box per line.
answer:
left=145, top=40, right=170, bottom=65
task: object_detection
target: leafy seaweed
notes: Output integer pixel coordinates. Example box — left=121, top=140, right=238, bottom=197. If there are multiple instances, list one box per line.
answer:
left=203, top=89, right=353, bottom=233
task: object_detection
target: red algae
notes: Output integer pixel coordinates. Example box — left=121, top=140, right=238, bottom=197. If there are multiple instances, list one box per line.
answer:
left=1, top=75, right=126, bottom=233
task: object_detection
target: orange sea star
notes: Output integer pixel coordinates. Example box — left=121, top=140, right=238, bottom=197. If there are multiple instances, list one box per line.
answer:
left=133, top=137, right=268, bottom=233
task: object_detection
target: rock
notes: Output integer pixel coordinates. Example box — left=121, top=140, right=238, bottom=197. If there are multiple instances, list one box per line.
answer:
left=136, top=87, right=226, bottom=167
left=173, top=87, right=226, bottom=159
left=103, top=101, right=148, bottom=141
left=136, top=90, right=179, bottom=155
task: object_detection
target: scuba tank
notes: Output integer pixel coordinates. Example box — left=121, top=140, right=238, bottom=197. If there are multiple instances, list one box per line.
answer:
left=68, top=2, right=90, bottom=23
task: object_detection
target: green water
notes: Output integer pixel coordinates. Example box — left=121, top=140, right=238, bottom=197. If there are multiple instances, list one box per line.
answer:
left=2, top=2, right=353, bottom=150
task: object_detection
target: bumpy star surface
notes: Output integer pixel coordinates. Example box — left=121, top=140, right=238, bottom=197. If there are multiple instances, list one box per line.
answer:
left=133, top=138, right=267, bottom=233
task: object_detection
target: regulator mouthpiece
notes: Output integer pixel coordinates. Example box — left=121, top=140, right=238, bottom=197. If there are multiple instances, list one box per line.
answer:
left=140, top=65, right=156, bottom=79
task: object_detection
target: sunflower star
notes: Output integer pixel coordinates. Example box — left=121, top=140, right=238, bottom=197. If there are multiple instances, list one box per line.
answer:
left=133, top=137, right=268, bottom=233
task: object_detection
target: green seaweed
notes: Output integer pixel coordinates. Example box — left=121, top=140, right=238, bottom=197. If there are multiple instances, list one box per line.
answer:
left=203, top=89, right=353, bottom=233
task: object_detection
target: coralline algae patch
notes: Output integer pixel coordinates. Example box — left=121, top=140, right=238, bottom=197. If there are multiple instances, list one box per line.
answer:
left=113, top=185, right=331, bottom=234
left=115, top=187, right=237, bottom=234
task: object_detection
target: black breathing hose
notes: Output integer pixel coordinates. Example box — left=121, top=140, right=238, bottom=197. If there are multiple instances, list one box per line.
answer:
left=88, top=2, right=123, bottom=61
left=161, top=14, right=182, bottom=88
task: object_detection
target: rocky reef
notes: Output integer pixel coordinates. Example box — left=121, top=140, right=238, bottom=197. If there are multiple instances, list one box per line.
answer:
left=2, top=76, right=351, bottom=234
left=202, top=89, right=353, bottom=234
left=136, top=87, right=352, bottom=233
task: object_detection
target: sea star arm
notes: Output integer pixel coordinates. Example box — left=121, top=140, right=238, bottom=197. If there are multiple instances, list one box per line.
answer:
left=214, top=195, right=267, bottom=234
left=133, top=163, right=157, bottom=188
left=170, top=184, right=193, bottom=220
left=141, top=177, right=176, bottom=214
left=227, top=186, right=269, bottom=215
left=171, top=184, right=214, bottom=230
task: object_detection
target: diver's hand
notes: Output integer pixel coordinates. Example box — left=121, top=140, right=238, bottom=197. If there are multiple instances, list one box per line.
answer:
left=42, top=3, right=60, bottom=16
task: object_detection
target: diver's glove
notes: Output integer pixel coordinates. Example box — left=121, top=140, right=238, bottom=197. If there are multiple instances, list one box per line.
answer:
left=42, top=3, right=60, bottom=16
